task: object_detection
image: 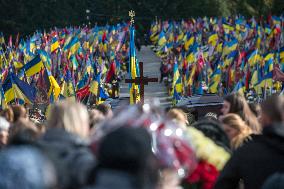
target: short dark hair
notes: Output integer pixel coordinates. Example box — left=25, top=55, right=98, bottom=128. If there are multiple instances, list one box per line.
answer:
left=261, top=95, right=284, bottom=123
left=96, top=104, right=111, bottom=116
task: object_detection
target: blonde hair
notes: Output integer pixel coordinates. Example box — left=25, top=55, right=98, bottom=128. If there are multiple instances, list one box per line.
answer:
left=167, top=108, right=188, bottom=129
left=47, top=101, right=89, bottom=138
left=224, top=92, right=261, bottom=134
left=220, top=113, right=252, bottom=150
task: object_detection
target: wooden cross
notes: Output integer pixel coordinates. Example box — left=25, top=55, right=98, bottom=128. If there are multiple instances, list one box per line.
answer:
left=125, top=62, right=158, bottom=104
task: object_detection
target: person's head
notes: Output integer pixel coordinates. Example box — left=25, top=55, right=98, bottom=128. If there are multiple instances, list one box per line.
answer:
left=96, top=126, right=158, bottom=188
left=204, top=112, right=218, bottom=121
left=261, top=173, right=284, bottom=189
left=11, top=105, right=27, bottom=123
left=222, top=93, right=261, bottom=133
left=88, top=109, right=105, bottom=131
left=96, top=103, right=113, bottom=119
left=248, top=103, right=261, bottom=118
left=167, top=108, right=188, bottom=129
left=47, top=101, right=89, bottom=139
left=9, top=118, right=41, bottom=145
left=0, top=117, right=10, bottom=148
left=0, top=146, right=57, bottom=189
left=158, top=168, right=180, bottom=189
left=259, top=95, right=284, bottom=127
left=220, top=113, right=252, bottom=149
left=0, top=107, right=14, bottom=123
left=222, top=92, right=247, bottom=115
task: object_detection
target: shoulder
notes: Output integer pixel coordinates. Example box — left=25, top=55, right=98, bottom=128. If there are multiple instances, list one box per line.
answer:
left=233, top=134, right=264, bottom=157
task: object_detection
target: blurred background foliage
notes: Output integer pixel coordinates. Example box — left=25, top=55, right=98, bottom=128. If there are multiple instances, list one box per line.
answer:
left=0, top=0, right=283, bottom=38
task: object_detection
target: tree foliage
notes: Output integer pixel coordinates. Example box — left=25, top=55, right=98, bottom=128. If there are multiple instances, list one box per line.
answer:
left=0, top=0, right=283, bottom=37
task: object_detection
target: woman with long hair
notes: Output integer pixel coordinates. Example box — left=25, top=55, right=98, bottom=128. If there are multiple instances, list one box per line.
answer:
left=220, top=92, right=261, bottom=134
left=220, top=113, right=253, bottom=150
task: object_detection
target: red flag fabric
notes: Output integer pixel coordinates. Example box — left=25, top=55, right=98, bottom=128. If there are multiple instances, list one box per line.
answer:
left=102, top=31, right=107, bottom=43
left=245, top=68, right=251, bottom=90
left=237, top=51, right=246, bottom=68
left=8, top=35, right=12, bottom=47
left=105, top=61, right=116, bottom=83
left=76, top=85, right=90, bottom=101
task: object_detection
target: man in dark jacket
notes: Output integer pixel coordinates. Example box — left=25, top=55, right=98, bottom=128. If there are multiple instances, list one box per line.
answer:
left=214, top=95, right=284, bottom=189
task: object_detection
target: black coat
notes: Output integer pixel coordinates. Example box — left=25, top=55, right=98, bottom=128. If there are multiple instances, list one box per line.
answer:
left=37, top=128, right=96, bottom=189
left=214, top=124, right=284, bottom=189
left=85, top=169, right=138, bottom=189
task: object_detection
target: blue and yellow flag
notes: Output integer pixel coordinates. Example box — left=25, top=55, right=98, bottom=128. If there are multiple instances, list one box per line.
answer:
left=280, top=46, right=284, bottom=61
left=209, top=66, right=221, bottom=93
left=129, top=24, right=140, bottom=104
left=2, top=73, right=36, bottom=104
left=184, top=33, right=195, bottom=50
left=0, top=32, right=5, bottom=44
left=247, top=50, right=260, bottom=66
left=208, top=33, right=218, bottom=47
left=50, top=37, right=59, bottom=53
left=90, top=73, right=100, bottom=96
left=23, top=55, right=45, bottom=77
left=158, top=30, right=167, bottom=47
left=61, top=70, right=76, bottom=101
left=172, top=60, right=182, bottom=95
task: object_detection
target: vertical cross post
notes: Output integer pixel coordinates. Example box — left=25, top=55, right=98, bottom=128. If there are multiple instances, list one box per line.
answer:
left=125, top=62, right=158, bottom=104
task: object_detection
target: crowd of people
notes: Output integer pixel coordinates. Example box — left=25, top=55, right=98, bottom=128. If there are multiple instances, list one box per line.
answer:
left=0, top=91, right=283, bottom=189
left=151, top=15, right=284, bottom=103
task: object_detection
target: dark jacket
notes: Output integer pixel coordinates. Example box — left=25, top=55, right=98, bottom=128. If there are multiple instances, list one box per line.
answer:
left=214, top=124, right=284, bottom=189
left=85, top=169, right=138, bottom=189
left=37, top=128, right=96, bottom=189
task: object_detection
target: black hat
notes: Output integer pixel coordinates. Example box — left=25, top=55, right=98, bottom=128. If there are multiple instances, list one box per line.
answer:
left=97, top=126, right=152, bottom=174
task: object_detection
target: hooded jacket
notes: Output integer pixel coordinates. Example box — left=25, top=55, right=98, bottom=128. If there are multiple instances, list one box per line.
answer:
left=214, top=124, right=284, bottom=189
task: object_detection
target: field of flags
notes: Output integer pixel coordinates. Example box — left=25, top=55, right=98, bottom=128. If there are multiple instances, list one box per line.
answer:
left=150, top=15, right=284, bottom=103
left=0, top=23, right=131, bottom=113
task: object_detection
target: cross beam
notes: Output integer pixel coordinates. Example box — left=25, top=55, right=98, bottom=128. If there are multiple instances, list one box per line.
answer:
left=125, top=61, right=158, bottom=104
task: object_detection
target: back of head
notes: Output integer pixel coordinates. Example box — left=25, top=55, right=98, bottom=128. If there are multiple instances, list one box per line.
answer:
left=88, top=109, right=105, bottom=129
left=192, top=119, right=230, bottom=151
left=47, top=101, right=89, bottom=139
left=9, top=118, right=40, bottom=145
left=167, top=108, right=188, bottom=128
left=97, top=126, right=153, bottom=174
left=225, top=92, right=261, bottom=133
left=11, top=105, right=27, bottom=123
left=0, top=116, right=10, bottom=147
left=220, top=113, right=252, bottom=149
left=262, top=173, right=284, bottom=189
left=224, top=92, right=246, bottom=114
left=0, top=116, right=10, bottom=131
left=96, top=103, right=113, bottom=118
left=221, top=113, right=251, bottom=133
left=0, top=146, right=57, bottom=189
left=248, top=103, right=261, bottom=118
left=260, top=95, right=284, bottom=126
left=0, top=107, right=14, bottom=123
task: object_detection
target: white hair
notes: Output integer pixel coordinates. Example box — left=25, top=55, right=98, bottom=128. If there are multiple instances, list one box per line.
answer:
left=0, top=117, right=10, bottom=131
